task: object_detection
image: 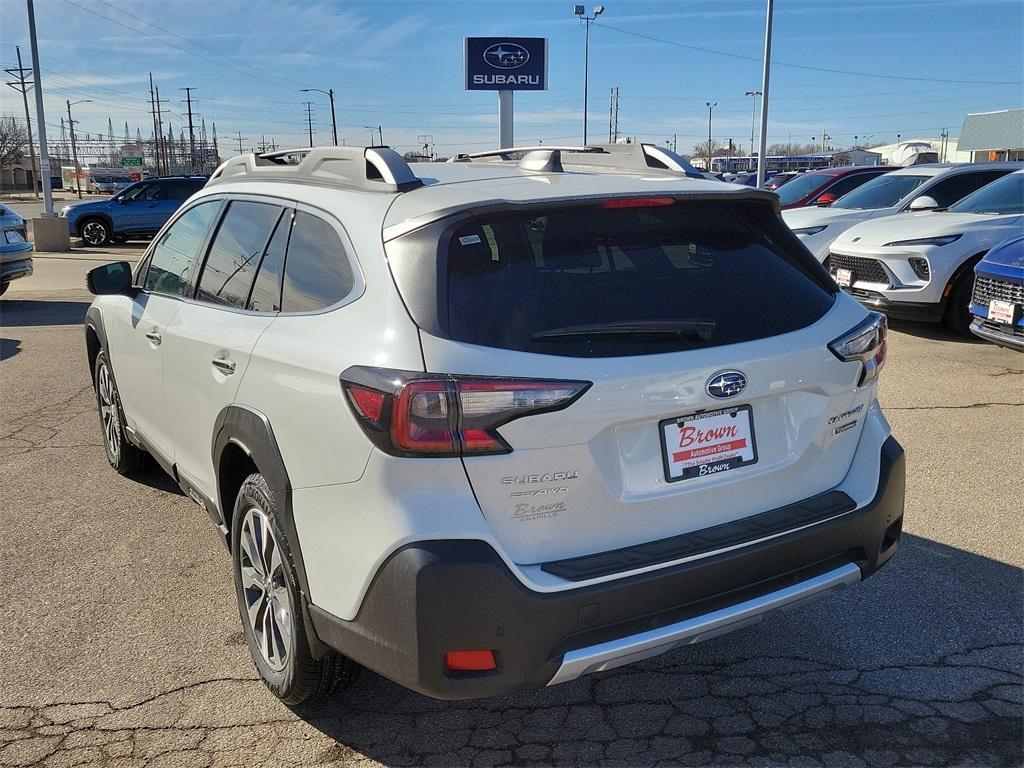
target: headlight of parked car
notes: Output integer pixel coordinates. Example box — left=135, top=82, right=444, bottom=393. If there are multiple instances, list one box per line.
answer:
left=882, top=234, right=962, bottom=247
left=792, top=225, right=828, bottom=236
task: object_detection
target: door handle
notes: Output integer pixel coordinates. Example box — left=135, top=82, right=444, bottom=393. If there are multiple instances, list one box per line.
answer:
left=212, top=357, right=236, bottom=375
left=145, top=331, right=162, bottom=346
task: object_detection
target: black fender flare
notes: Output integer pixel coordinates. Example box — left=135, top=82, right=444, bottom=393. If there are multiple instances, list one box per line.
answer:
left=84, top=305, right=109, bottom=383
left=211, top=404, right=329, bottom=657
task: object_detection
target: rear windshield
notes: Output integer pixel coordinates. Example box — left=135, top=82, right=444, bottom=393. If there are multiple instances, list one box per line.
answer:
left=391, top=199, right=835, bottom=357
left=833, top=174, right=930, bottom=209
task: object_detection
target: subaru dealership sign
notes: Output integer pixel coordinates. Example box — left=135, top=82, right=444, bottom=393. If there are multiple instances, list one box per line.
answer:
left=465, top=37, right=548, bottom=90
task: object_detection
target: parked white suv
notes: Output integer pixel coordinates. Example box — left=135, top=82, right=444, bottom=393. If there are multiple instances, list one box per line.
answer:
left=783, top=162, right=1021, bottom=260
left=84, top=145, right=905, bottom=705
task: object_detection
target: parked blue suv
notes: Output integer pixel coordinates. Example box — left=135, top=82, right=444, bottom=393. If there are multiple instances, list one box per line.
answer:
left=60, top=176, right=207, bottom=246
left=970, top=234, right=1024, bottom=352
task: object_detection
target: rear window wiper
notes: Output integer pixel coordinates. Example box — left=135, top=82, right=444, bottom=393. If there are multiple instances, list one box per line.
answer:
left=532, top=319, right=716, bottom=342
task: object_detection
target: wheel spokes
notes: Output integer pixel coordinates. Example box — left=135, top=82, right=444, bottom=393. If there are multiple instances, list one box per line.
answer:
left=238, top=507, right=293, bottom=672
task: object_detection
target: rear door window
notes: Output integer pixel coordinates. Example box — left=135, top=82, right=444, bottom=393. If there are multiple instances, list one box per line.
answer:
left=280, top=211, right=355, bottom=313
left=421, top=199, right=835, bottom=357
left=816, top=172, right=878, bottom=202
left=247, top=210, right=292, bottom=312
left=926, top=170, right=1012, bottom=208
left=164, top=179, right=206, bottom=200
left=195, top=200, right=283, bottom=309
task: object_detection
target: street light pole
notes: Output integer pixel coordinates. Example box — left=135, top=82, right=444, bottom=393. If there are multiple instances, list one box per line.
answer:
left=302, top=88, right=337, bottom=146
left=66, top=99, right=90, bottom=200
left=745, top=90, right=761, bottom=171
left=574, top=5, right=605, bottom=145
left=705, top=101, right=717, bottom=172
left=755, top=0, right=774, bottom=187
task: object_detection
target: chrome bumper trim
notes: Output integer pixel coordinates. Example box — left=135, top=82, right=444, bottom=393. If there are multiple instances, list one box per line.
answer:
left=547, top=562, right=861, bottom=686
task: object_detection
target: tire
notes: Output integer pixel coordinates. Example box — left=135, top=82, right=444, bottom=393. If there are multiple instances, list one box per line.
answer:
left=231, top=473, right=357, bottom=705
left=80, top=217, right=110, bottom=247
left=943, top=270, right=976, bottom=337
left=93, top=350, right=147, bottom=475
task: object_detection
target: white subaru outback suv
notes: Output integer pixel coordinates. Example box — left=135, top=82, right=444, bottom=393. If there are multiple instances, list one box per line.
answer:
left=84, top=144, right=905, bottom=705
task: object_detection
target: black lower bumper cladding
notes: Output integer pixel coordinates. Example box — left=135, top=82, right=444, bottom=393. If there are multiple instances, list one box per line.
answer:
left=310, top=436, right=905, bottom=700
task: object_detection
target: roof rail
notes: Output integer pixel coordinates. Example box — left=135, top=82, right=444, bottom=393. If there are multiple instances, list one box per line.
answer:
left=207, top=146, right=423, bottom=193
left=449, top=142, right=703, bottom=179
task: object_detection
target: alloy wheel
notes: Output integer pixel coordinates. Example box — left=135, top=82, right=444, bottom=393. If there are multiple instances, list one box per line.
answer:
left=97, top=362, right=121, bottom=462
left=239, top=507, right=294, bottom=672
left=82, top=221, right=107, bottom=246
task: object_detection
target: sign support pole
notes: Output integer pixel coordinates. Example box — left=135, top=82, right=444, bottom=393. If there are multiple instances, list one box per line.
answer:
left=498, top=90, right=513, bottom=149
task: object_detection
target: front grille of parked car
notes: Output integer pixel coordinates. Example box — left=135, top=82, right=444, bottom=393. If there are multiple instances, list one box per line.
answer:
left=972, top=275, right=1024, bottom=306
left=824, top=254, right=892, bottom=287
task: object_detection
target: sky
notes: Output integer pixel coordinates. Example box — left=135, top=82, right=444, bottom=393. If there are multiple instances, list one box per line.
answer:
left=1, top=0, right=1022, bottom=160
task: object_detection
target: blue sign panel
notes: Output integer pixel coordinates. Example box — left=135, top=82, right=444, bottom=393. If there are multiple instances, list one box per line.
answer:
left=465, top=37, right=548, bottom=91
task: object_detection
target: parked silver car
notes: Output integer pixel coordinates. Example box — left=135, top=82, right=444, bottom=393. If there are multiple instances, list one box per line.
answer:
left=0, top=203, right=32, bottom=295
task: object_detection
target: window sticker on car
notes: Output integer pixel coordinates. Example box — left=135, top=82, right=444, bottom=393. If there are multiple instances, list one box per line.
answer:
left=660, top=405, right=758, bottom=482
left=459, top=234, right=482, bottom=246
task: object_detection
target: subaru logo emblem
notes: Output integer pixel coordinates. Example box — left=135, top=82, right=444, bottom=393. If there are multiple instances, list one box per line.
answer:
left=706, top=370, right=747, bottom=399
left=483, top=43, right=530, bottom=69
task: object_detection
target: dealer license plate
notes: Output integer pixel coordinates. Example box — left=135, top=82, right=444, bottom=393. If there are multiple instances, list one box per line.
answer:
left=834, top=268, right=852, bottom=287
left=988, top=299, right=1018, bottom=325
left=660, top=405, right=758, bottom=483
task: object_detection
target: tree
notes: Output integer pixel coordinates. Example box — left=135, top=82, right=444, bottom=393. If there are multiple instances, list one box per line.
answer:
left=0, top=117, right=28, bottom=169
left=691, top=139, right=718, bottom=169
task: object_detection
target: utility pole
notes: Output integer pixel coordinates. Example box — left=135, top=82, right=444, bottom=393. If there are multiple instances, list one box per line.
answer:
left=66, top=99, right=89, bottom=199
left=4, top=46, right=40, bottom=198
left=574, top=5, right=605, bottom=145
left=301, top=88, right=337, bottom=145
left=26, top=0, right=54, bottom=215
left=236, top=131, right=247, bottom=155
left=212, top=122, right=219, bottom=163
left=303, top=101, right=315, bottom=147
left=181, top=87, right=196, bottom=172
left=155, top=85, right=168, bottom=174
left=148, top=73, right=162, bottom=175
left=755, top=0, right=774, bottom=186
left=607, top=86, right=619, bottom=143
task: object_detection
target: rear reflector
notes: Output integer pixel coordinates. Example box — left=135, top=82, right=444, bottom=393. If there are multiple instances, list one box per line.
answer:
left=600, top=196, right=675, bottom=209
left=445, top=650, right=496, bottom=672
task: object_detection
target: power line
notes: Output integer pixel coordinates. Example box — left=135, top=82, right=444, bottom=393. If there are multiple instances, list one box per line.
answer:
left=594, top=22, right=1023, bottom=86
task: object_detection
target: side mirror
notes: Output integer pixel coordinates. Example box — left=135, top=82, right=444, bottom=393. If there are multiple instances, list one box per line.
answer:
left=87, top=261, right=133, bottom=295
left=815, top=192, right=839, bottom=206
left=115, top=197, right=125, bottom=204
left=908, top=195, right=939, bottom=211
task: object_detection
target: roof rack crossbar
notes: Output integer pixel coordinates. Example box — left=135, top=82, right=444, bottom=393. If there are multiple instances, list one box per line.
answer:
left=206, top=146, right=423, bottom=193
left=448, top=142, right=703, bottom=178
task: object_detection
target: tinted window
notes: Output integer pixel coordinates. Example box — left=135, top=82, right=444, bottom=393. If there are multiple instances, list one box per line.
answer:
left=195, top=201, right=282, bottom=308
left=248, top=211, right=292, bottom=312
left=817, top=172, right=880, bottom=201
left=121, top=182, right=160, bottom=201
left=928, top=170, right=1012, bottom=208
left=430, top=200, right=834, bottom=357
left=164, top=179, right=206, bottom=200
left=949, top=173, right=1024, bottom=215
left=143, top=201, right=219, bottom=296
left=833, top=174, right=930, bottom=209
left=775, top=172, right=834, bottom=205
left=280, top=212, right=354, bottom=312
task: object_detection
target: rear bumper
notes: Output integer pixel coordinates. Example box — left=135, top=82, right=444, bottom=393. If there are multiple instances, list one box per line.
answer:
left=310, top=436, right=905, bottom=700
left=1, top=256, right=33, bottom=283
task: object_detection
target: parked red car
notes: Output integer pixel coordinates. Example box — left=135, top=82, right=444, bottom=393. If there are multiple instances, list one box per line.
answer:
left=774, top=166, right=892, bottom=210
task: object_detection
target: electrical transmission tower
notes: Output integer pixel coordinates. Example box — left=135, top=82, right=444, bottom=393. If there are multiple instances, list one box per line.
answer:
left=4, top=46, right=40, bottom=197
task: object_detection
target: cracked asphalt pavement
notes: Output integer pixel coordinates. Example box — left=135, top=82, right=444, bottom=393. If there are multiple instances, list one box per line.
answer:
left=2, top=258, right=1022, bottom=767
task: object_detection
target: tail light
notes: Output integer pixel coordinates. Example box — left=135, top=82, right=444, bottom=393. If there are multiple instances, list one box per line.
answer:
left=340, top=366, right=590, bottom=457
left=828, top=312, right=887, bottom=386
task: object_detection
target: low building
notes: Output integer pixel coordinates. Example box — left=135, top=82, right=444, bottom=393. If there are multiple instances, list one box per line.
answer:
left=868, top=139, right=969, bottom=165
left=957, top=109, right=1024, bottom=162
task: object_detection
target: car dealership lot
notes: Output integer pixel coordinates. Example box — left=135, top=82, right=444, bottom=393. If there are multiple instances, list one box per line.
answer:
left=1, top=257, right=1021, bottom=767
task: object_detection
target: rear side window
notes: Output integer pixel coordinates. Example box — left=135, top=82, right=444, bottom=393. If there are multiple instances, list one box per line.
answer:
left=408, top=200, right=835, bottom=357
left=816, top=172, right=879, bottom=201
left=247, top=211, right=292, bottom=312
left=195, top=201, right=282, bottom=308
left=164, top=179, right=206, bottom=200
left=927, top=170, right=1011, bottom=208
left=280, top=211, right=354, bottom=312
left=143, top=201, right=219, bottom=296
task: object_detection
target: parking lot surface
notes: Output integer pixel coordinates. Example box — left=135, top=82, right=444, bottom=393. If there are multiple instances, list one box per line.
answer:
left=1, top=257, right=1022, bottom=767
